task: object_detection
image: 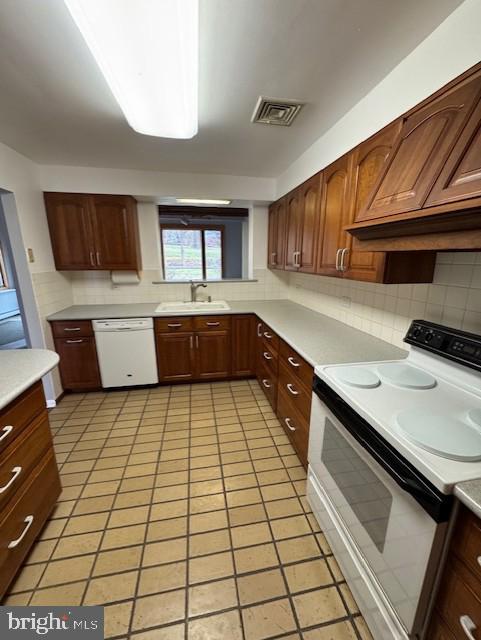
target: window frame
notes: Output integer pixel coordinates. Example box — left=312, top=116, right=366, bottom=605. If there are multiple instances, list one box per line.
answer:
left=160, top=224, right=225, bottom=281
left=0, top=242, right=8, bottom=289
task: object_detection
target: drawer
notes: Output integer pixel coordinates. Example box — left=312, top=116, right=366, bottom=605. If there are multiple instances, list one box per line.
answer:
left=435, top=558, right=481, bottom=638
left=453, top=507, right=481, bottom=583
left=276, top=384, right=309, bottom=468
left=259, top=342, right=278, bottom=377
left=0, top=412, right=52, bottom=513
left=0, top=452, right=61, bottom=598
left=261, top=324, right=279, bottom=352
left=278, top=361, right=312, bottom=423
left=0, top=382, right=45, bottom=455
left=257, top=360, right=277, bottom=411
left=193, top=316, right=231, bottom=331
left=155, top=317, right=193, bottom=333
left=280, top=340, right=314, bottom=391
left=50, top=320, right=93, bottom=338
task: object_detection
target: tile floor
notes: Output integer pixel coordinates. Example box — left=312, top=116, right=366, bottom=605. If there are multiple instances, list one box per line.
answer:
left=2, top=380, right=372, bottom=640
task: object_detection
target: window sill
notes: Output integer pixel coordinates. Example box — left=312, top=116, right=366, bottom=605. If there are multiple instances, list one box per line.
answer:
left=152, top=278, right=258, bottom=284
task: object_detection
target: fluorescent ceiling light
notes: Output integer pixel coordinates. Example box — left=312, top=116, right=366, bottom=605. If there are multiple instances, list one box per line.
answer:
left=64, top=0, right=198, bottom=139
left=176, top=198, right=232, bottom=205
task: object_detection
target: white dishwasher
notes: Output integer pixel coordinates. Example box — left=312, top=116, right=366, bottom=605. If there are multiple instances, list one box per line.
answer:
left=93, top=318, right=159, bottom=388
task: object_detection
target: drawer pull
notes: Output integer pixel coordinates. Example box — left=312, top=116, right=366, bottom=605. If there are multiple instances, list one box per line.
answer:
left=263, top=352, right=273, bottom=361
left=206, top=322, right=220, bottom=327
left=257, top=323, right=262, bottom=337
left=263, top=331, right=272, bottom=339
left=63, top=327, right=81, bottom=332
left=66, top=339, right=83, bottom=344
left=287, top=356, right=300, bottom=368
left=287, top=383, right=299, bottom=396
left=284, top=417, right=296, bottom=432
left=167, top=323, right=182, bottom=328
left=262, top=379, right=271, bottom=389
left=0, top=425, right=13, bottom=442
left=477, top=555, right=481, bottom=567
left=0, top=466, right=22, bottom=493
left=460, top=615, right=477, bottom=640
left=8, top=515, right=34, bottom=549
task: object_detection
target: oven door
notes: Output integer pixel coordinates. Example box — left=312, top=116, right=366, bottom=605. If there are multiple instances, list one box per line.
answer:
left=308, top=378, right=450, bottom=636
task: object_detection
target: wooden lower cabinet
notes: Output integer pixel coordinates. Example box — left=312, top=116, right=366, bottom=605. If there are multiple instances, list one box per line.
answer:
left=195, top=331, right=231, bottom=380
left=231, top=315, right=255, bottom=378
left=53, top=336, right=101, bottom=390
left=156, top=332, right=195, bottom=382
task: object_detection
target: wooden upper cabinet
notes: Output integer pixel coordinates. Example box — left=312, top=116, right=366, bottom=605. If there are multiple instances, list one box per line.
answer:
left=284, top=189, right=302, bottom=271
left=357, top=72, right=481, bottom=222
left=267, top=198, right=287, bottom=269
left=44, top=192, right=141, bottom=271
left=45, top=193, right=95, bottom=270
left=317, top=155, right=351, bottom=277
left=298, top=173, right=321, bottom=273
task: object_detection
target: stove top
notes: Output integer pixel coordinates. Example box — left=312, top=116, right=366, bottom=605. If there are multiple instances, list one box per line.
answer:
left=315, top=320, right=481, bottom=492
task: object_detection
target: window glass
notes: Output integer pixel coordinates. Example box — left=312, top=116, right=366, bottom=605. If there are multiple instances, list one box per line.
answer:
left=204, top=229, right=222, bottom=280
left=161, top=226, right=223, bottom=281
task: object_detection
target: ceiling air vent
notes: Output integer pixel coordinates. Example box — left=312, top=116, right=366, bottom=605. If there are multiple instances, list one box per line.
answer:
left=251, top=96, right=304, bottom=126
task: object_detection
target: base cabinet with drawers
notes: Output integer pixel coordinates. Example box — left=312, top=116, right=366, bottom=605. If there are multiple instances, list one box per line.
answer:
left=50, top=320, right=101, bottom=391
left=0, top=382, right=61, bottom=598
left=428, top=505, right=481, bottom=639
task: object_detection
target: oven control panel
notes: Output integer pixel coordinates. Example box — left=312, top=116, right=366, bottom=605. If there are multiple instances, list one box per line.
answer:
left=405, top=320, right=481, bottom=372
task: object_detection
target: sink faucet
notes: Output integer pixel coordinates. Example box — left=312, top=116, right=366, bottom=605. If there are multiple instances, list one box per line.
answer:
left=190, top=280, right=207, bottom=302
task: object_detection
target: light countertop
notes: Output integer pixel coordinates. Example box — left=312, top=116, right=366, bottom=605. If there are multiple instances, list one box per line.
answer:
left=47, top=299, right=406, bottom=368
left=0, top=349, right=59, bottom=411
left=455, top=480, right=481, bottom=520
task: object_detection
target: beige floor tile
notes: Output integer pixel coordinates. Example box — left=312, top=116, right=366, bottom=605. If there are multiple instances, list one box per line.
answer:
left=81, top=480, right=120, bottom=498
left=190, top=478, right=224, bottom=497
left=234, top=543, right=279, bottom=574
left=93, top=546, right=143, bottom=576
left=107, top=505, right=150, bottom=528
left=237, top=568, right=286, bottom=605
left=231, top=522, right=272, bottom=548
left=9, top=563, right=46, bottom=594
left=271, top=515, right=311, bottom=540
left=30, top=581, right=86, bottom=606
left=226, top=487, right=262, bottom=508
left=302, top=621, right=358, bottom=640
left=190, top=466, right=222, bottom=482
left=53, top=531, right=103, bottom=559
left=224, top=473, right=258, bottom=491
left=132, top=589, right=186, bottom=630
left=138, top=561, right=187, bottom=595
left=189, top=528, right=231, bottom=557
left=40, top=555, right=95, bottom=587
left=3, top=592, right=33, bottom=605
left=104, top=601, right=133, bottom=638
left=101, top=524, right=147, bottom=550
left=131, top=624, right=185, bottom=640
left=189, top=492, right=226, bottom=514
left=114, top=489, right=153, bottom=509
left=25, top=540, right=56, bottom=564
left=190, top=509, right=228, bottom=534
left=142, top=538, right=187, bottom=567
left=261, top=483, right=297, bottom=502
left=354, top=616, right=375, bottom=640
left=155, top=470, right=189, bottom=487
left=229, top=503, right=267, bottom=527
left=150, top=499, right=188, bottom=521
left=83, top=570, right=138, bottom=605
left=188, top=609, right=242, bottom=640
left=340, top=583, right=360, bottom=614
left=72, top=495, right=115, bottom=516
left=147, top=516, right=187, bottom=542
left=293, top=587, right=347, bottom=628
left=38, top=518, right=68, bottom=540
left=63, top=512, right=109, bottom=536
left=276, top=535, right=321, bottom=564
left=188, top=577, right=238, bottom=617
left=153, top=484, right=188, bottom=503
left=265, top=497, right=303, bottom=520
left=284, top=558, right=333, bottom=593
left=242, top=598, right=296, bottom=640
left=189, top=551, right=234, bottom=584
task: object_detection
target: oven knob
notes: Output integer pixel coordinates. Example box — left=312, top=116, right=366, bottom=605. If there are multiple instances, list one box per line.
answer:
left=412, top=327, right=421, bottom=338
left=425, top=332, right=434, bottom=343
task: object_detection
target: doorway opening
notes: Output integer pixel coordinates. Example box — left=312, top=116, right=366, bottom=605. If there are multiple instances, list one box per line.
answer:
left=0, top=210, right=27, bottom=349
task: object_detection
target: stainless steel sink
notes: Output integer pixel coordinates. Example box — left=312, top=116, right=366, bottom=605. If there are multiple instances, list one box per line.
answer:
left=155, top=301, right=230, bottom=314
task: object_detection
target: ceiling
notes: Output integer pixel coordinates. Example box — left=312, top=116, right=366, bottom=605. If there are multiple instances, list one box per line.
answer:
left=0, top=0, right=462, bottom=177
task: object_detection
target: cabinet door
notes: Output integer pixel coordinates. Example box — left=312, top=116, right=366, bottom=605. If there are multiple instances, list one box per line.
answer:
left=358, top=75, right=481, bottom=221
left=284, top=188, right=302, bottom=271
left=44, top=193, right=95, bottom=270
left=345, top=121, right=402, bottom=282
left=92, top=195, right=141, bottom=270
left=195, top=331, right=231, bottom=380
left=317, top=155, right=351, bottom=277
left=232, top=315, right=255, bottom=377
left=298, top=173, right=321, bottom=273
left=54, top=337, right=101, bottom=390
left=426, top=91, right=481, bottom=206
left=268, top=199, right=286, bottom=269
left=156, top=333, right=195, bottom=382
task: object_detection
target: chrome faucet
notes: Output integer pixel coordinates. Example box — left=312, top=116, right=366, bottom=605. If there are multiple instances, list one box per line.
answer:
left=190, top=280, right=207, bottom=302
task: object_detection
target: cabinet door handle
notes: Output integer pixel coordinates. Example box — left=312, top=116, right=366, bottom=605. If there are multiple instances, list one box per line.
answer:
left=206, top=322, right=220, bottom=327
left=335, top=248, right=342, bottom=271
left=196, top=335, right=199, bottom=348
left=263, top=351, right=273, bottom=361
left=96, top=251, right=101, bottom=266
left=287, top=356, right=300, bottom=368
left=8, top=515, right=34, bottom=549
left=0, top=425, right=13, bottom=442
left=287, top=383, right=299, bottom=396
left=190, top=335, right=194, bottom=349
left=257, top=323, right=262, bottom=337
left=168, top=323, right=182, bottom=328
left=263, top=332, right=272, bottom=339
left=459, top=615, right=477, bottom=640
left=0, top=466, right=22, bottom=494
left=262, top=379, right=271, bottom=389
left=271, top=252, right=277, bottom=265
left=477, top=555, right=481, bottom=567
left=284, top=417, right=296, bottom=432
left=63, top=327, right=81, bottom=332
left=66, top=339, right=83, bottom=344
left=340, top=248, right=349, bottom=272
left=89, top=251, right=95, bottom=267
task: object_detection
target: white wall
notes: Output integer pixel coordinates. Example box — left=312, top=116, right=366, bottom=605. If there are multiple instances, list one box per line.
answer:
left=276, top=0, right=481, bottom=197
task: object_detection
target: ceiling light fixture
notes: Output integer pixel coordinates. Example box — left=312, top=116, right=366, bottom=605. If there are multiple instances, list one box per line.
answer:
left=64, top=0, right=198, bottom=139
left=176, top=198, right=232, bottom=205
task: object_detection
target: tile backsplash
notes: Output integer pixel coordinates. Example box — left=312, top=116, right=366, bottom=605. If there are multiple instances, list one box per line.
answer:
left=288, top=252, right=481, bottom=348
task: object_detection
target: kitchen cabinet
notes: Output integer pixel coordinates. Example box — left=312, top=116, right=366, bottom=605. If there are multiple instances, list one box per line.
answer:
left=50, top=320, right=101, bottom=390
left=255, top=319, right=279, bottom=410
left=195, top=331, right=231, bottom=380
left=267, top=198, right=287, bottom=269
left=317, top=155, right=351, bottom=277
left=156, top=333, right=195, bottom=382
left=45, top=192, right=141, bottom=271
left=284, top=188, right=302, bottom=271
left=427, top=505, right=481, bottom=639
left=231, top=315, right=255, bottom=377
left=0, top=382, right=60, bottom=598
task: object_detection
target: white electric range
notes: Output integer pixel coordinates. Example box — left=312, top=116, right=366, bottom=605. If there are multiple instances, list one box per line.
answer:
left=307, top=320, right=481, bottom=640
